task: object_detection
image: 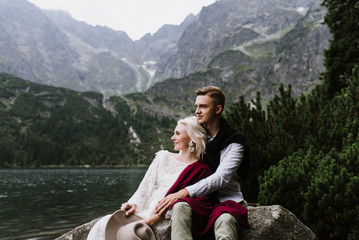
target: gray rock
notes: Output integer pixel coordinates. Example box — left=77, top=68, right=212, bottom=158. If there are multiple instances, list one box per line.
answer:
left=56, top=218, right=100, bottom=240
left=239, top=205, right=317, bottom=240
left=56, top=205, right=317, bottom=240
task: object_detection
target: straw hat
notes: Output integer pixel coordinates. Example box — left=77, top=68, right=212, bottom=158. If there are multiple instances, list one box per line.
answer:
left=105, top=210, right=156, bottom=240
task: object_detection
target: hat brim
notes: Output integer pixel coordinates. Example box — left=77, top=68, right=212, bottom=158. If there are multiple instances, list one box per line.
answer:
left=105, top=210, right=156, bottom=240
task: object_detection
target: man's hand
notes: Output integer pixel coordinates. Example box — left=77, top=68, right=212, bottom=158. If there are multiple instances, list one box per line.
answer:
left=120, top=202, right=137, bottom=216
left=154, top=188, right=189, bottom=215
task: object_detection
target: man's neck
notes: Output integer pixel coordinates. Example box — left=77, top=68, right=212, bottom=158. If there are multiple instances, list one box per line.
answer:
left=205, top=117, right=221, bottom=139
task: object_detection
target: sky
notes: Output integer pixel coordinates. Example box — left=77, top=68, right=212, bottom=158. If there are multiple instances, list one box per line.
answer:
left=28, top=0, right=217, bottom=40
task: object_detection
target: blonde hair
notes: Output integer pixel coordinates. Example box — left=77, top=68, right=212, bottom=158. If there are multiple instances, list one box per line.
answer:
left=178, top=116, right=207, bottom=159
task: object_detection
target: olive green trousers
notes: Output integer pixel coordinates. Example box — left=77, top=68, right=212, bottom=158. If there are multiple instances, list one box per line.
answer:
left=171, top=202, right=239, bottom=240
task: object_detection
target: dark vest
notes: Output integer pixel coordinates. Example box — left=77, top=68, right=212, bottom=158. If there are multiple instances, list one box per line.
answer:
left=203, top=118, right=250, bottom=181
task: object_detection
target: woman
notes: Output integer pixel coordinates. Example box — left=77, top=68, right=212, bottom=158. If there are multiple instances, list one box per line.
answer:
left=87, top=116, right=211, bottom=240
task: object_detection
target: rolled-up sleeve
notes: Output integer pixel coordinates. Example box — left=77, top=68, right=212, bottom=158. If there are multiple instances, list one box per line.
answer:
left=186, top=143, right=244, bottom=198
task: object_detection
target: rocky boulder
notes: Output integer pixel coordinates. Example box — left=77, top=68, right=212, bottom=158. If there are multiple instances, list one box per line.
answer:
left=56, top=205, right=316, bottom=240
left=239, top=205, right=317, bottom=240
left=56, top=218, right=100, bottom=240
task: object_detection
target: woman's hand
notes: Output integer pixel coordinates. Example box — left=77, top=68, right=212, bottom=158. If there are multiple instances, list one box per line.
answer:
left=154, top=188, right=189, bottom=215
left=120, top=202, right=137, bottom=216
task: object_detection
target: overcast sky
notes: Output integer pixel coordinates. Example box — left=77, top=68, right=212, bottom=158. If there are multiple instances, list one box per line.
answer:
left=28, top=0, right=216, bottom=40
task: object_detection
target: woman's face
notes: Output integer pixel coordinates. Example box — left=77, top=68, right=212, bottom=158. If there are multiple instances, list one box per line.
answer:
left=171, top=123, right=191, bottom=152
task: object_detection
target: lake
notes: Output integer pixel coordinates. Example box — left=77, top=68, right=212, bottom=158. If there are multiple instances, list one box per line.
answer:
left=0, top=168, right=147, bottom=240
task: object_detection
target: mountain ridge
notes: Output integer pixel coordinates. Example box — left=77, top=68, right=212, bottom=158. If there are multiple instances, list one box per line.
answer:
left=0, top=0, right=193, bottom=95
left=156, top=0, right=319, bottom=81
left=0, top=0, right=329, bottom=102
left=137, top=0, right=330, bottom=119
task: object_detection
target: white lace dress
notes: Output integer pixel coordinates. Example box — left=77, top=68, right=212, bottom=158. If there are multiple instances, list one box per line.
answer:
left=87, top=150, right=189, bottom=240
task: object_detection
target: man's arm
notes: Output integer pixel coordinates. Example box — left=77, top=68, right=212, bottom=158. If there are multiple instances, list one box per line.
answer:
left=155, top=143, right=244, bottom=215
left=155, top=188, right=189, bottom=215
left=187, top=143, right=244, bottom=197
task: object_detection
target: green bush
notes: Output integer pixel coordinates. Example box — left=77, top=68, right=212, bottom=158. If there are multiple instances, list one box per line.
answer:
left=259, top=142, right=359, bottom=240
left=258, top=148, right=322, bottom=217
left=257, top=70, right=359, bottom=239
left=304, top=142, right=359, bottom=239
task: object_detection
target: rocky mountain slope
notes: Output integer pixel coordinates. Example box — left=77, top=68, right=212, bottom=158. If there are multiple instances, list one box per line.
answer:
left=0, top=0, right=329, bottom=102
left=132, top=0, right=330, bottom=118
left=156, top=0, right=321, bottom=80
left=0, top=0, right=192, bottom=95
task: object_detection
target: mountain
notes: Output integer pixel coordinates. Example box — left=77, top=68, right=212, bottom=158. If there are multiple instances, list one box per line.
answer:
left=0, top=0, right=193, bottom=95
left=0, top=0, right=329, bottom=101
left=156, top=0, right=321, bottom=80
left=130, top=14, right=198, bottom=88
left=0, top=0, right=132, bottom=95
left=268, top=1, right=330, bottom=96
left=131, top=0, right=330, bottom=119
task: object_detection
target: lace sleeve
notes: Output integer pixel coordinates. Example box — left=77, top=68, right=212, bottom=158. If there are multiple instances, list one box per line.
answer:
left=127, top=151, right=163, bottom=211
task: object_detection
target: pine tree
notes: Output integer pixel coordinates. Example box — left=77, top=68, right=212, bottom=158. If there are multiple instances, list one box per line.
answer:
left=321, top=0, right=359, bottom=95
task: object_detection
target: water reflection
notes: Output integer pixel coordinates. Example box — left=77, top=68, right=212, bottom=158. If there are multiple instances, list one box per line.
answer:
left=0, top=168, right=147, bottom=240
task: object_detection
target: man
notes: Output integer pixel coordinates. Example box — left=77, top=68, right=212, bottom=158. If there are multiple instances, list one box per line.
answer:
left=155, top=86, right=250, bottom=240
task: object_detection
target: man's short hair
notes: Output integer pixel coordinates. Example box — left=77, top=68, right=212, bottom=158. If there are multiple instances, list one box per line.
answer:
left=195, top=86, right=225, bottom=109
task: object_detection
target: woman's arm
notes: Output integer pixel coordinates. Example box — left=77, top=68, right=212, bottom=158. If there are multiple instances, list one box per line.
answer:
left=141, top=214, right=163, bottom=226
left=126, top=152, right=162, bottom=210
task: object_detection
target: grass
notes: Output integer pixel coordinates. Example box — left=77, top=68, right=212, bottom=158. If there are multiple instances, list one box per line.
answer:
left=244, top=43, right=275, bottom=59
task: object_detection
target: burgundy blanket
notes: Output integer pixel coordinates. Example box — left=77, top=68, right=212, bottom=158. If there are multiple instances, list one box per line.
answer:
left=165, top=160, right=212, bottom=196
left=166, top=161, right=250, bottom=239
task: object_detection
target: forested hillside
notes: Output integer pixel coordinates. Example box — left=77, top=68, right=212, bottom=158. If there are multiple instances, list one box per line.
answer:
left=0, top=73, right=175, bottom=167
left=224, top=0, right=359, bottom=239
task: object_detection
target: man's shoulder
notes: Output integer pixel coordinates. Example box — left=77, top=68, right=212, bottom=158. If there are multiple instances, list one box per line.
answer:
left=222, top=130, right=247, bottom=148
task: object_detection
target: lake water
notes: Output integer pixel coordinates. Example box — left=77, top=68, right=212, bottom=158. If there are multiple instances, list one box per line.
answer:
left=0, top=168, right=147, bottom=240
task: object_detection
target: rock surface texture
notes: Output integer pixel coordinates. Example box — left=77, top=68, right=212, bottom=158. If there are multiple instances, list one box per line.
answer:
left=239, top=205, right=317, bottom=240
left=56, top=205, right=317, bottom=240
left=56, top=218, right=100, bottom=240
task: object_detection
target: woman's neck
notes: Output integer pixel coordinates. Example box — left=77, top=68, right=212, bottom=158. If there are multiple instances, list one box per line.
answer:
left=179, top=150, right=198, bottom=164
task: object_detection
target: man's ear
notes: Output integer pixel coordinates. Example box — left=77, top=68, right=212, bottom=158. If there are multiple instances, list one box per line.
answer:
left=216, top=105, right=223, bottom=115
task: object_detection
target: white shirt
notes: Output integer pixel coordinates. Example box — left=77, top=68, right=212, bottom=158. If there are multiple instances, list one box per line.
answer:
left=186, top=143, right=244, bottom=203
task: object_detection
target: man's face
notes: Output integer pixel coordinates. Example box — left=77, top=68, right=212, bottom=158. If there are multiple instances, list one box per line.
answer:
left=195, top=95, right=220, bottom=126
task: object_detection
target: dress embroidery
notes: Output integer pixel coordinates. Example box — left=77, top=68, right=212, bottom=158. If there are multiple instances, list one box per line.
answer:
left=87, top=150, right=188, bottom=240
